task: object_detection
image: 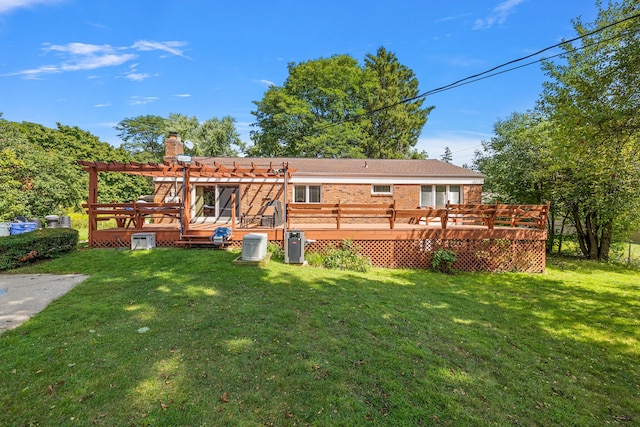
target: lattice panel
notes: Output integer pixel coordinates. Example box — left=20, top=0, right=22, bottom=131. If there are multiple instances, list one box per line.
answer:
left=92, top=235, right=545, bottom=272
left=305, top=238, right=545, bottom=272
left=91, top=236, right=180, bottom=248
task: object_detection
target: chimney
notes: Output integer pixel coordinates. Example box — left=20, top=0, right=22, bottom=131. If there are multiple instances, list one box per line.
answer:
left=164, top=132, right=184, bottom=161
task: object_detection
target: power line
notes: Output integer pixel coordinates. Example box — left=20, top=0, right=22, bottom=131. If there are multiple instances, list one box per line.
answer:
left=410, top=10, right=640, bottom=103
left=316, top=10, right=640, bottom=133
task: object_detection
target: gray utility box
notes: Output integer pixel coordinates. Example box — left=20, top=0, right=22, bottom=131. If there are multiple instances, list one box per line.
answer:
left=285, top=230, right=305, bottom=264
left=131, top=232, right=156, bottom=250
left=242, top=233, right=268, bottom=261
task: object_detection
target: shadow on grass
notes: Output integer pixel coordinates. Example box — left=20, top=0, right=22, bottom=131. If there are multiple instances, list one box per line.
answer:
left=0, top=248, right=638, bottom=426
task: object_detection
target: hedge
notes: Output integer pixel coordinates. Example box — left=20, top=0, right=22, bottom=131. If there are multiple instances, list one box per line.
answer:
left=0, top=228, right=79, bottom=271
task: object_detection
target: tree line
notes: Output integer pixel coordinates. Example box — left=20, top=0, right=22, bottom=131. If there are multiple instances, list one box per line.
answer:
left=0, top=117, right=151, bottom=220
left=474, top=0, right=640, bottom=260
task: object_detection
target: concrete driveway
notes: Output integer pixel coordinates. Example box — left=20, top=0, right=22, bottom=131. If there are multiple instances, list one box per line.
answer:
left=0, top=274, right=89, bottom=334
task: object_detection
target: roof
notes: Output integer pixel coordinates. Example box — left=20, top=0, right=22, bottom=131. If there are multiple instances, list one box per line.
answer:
left=77, top=160, right=295, bottom=178
left=79, top=157, right=484, bottom=184
left=193, top=157, right=484, bottom=179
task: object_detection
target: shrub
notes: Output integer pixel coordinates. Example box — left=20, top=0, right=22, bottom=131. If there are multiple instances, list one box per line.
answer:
left=432, top=248, right=457, bottom=274
left=320, top=240, right=371, bottom=272
left=267, top=242, right=284, bottom=261
left=0, top=228, right=78, bottom=270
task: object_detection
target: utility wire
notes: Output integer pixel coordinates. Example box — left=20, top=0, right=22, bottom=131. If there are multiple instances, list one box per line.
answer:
left=410, top=10, right=640, bottom=104
left=427, top=29, right=634, bottom=98
left=313, top=10, right=640, bottom=133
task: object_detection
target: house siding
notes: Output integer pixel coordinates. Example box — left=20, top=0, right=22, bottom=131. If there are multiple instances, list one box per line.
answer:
left=152, top=181, right=484, bottom=225
left=464, top=184, right=482, bottom=205
left=241, top=182, right=284, bottom=214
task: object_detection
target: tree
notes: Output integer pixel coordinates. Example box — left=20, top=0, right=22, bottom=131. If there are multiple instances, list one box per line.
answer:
left=0, top=117, right=152, bottom=220
left=121, top=113, right=245, bottom=159
left=537, top=0, right=640, bottom=260
left=165, top=113, right=200, bottom=152
left=362, top=47, right=432, bottom=158
left=474, top=112, right=555, bottom=204
left=473, top=112, right=562, bottom=252
left=440, top=147, right=453, bottom=163
left=249, top=55, right=368, bottom=158
left=195, top=116, right=244, bottom=156
left=115, top=115, right=166, bottom=162
left=249, top=49, right=432, bottom=158
left=0, top=120, right=83, bottom=218
left=476, top=1, right=640, bottom=260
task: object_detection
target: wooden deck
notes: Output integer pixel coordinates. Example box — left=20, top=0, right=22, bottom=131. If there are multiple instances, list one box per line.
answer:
left=86, top=202, right=549, bottom=272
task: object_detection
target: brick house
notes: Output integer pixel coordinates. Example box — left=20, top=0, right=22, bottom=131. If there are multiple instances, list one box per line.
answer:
left=157, top=134, right=484, bottom=225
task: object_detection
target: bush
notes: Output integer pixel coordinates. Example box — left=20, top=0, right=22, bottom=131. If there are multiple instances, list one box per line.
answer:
left=267, top=242, right=284, bottom=261
left=432, top=248, right=457, bottom=274
left=319, top=240, right=371, bottom=272
left=0, top=228, right=78, bottom=270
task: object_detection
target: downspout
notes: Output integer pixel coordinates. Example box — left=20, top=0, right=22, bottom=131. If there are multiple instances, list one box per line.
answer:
left=283, top=162, right=288, bottom=238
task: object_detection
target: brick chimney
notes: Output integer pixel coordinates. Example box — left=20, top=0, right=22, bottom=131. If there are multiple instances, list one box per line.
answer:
left=163, top=132, right=184, bottom=161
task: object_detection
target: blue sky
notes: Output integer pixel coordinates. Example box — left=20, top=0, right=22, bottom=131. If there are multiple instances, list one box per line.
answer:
left=0, top=0, right=598, bottom=165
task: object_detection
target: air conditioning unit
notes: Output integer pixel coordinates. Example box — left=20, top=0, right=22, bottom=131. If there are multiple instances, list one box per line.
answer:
left=285, top=230, right=305, bottom=264
left=131, top=232, right=156, bottom=250
left=242, top=233, right=268, bottom=261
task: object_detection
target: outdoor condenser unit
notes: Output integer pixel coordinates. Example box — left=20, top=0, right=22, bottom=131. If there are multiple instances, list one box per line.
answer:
left=242, top=233, right=268, bottom=261
left=284, top=230, right=305, bottom=264
left=131, top=232, right=156, bottom=250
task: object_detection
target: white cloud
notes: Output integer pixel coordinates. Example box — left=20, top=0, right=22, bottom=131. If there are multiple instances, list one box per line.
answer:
left=473, top=0, right=525, bottom=30
left=0, top=0, right=63, bottom=14
left=125, top=72, right=150, bottom=81
left=435, top=13, right=471, bottom=23
left=132, top=40, right=190, bottom=59
left=4, top=39, right=188, bottom=79
left=175, top=93, right=191, bottom=97
left=94, top=103, right=110, bottom=108
left=256, top=79, right=275, bottom=86
left=128, top=96, right=159, bottom=106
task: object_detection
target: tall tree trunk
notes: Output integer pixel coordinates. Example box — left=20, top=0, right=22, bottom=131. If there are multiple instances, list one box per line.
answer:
left=546, top=210, right=555, bottom=253
left=598, top=220, right=613, bottom=261
left=572, top=206, right=589, bottom=258
left=585, top=212, right=599, bottom=260
left=556, top=211, right=570, bottom=255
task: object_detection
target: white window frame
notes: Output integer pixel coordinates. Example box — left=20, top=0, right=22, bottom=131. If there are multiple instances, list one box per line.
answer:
left=293, top=185, right=321, bottom=203
left=420, top=184, right=462, bottom=207
left=371, top=184, right=393, bottom=195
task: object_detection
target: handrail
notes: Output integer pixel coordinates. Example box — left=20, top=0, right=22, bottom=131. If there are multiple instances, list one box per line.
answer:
left=286, top=201, right=549, bottom=230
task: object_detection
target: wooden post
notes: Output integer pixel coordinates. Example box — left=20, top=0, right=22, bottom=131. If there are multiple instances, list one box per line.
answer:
left=390, top=200, right=396, bottom=230
left=87, top=166, right=98, bottom=247
left=231, top=192, right=236, bottom=230
left=182, top=166, right=192, bottom=236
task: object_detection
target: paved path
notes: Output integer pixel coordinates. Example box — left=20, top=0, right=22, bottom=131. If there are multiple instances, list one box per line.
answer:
left=0, top=274, right=89, bottom=334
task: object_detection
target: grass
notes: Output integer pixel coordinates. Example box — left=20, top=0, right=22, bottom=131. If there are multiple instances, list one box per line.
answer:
left=1, top=248, right=638, bottom=426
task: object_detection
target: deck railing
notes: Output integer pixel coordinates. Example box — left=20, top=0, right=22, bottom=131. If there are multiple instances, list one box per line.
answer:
left=286, top=201, right=550, bottom=231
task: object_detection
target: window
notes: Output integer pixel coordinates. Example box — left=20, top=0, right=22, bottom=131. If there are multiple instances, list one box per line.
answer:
left=372, top=185, right=392, bottom=195
left=421, top=185, right=432, bottom=207
left=435, top=185, right=447, bottom=207
left=421, top=185, right=463, bottom=207
left=449, top=185, right=461, bottom=204
left=294, top=185, right=321, bottom=203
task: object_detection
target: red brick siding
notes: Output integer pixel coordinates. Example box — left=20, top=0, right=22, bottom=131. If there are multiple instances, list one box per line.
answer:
left=240, top=183, right=284, bottom=214
left=463, top=184, right=482, bottom=204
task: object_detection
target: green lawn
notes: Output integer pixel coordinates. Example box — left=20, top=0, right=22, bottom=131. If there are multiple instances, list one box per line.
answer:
left=1, top=248, right=638, bottom=426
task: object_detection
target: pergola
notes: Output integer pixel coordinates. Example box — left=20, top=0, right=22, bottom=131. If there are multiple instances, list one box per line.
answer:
left=78, top=159, right=296, bottom=241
